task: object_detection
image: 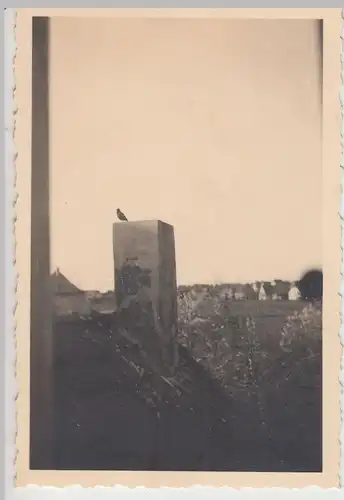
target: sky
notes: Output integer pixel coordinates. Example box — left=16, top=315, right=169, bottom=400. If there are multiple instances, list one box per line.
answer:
left=49, top=18, right=322, bottom=292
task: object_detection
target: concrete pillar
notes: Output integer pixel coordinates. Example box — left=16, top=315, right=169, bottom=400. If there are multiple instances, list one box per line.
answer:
left=113, top=220, right=178, bottom=375
left=30, top=17, right=54, bottom=469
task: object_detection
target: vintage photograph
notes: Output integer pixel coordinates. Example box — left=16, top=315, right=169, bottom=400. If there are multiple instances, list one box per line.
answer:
left=28, top=15, right=324, bottom=474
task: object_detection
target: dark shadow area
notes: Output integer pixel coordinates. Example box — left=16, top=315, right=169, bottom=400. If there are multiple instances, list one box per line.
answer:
left=54, top=313, right=322, bottom=472
left=298, top=269, right=323, bottom=301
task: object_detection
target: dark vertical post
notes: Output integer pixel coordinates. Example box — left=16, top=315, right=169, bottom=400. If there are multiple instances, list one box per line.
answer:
left=30, top=17, right=54, bottom=469
left=317, top=20, right=323, bottom=111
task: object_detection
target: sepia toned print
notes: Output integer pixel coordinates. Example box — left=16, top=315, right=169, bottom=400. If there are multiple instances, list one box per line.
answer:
left=14, top=8, right=341, bottom=488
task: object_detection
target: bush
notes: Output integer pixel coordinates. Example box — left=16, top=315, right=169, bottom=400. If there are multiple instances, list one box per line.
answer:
left=176, top=290, right=322, bottom=446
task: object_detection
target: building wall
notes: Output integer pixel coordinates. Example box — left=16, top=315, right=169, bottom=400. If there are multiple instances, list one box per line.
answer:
left=54, top=293, right=92, bottom=317
left=289, top=286, right=301, bottom=300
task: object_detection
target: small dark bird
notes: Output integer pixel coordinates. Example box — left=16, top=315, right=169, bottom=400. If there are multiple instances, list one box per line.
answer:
left=117, top=208, right=128, bottom=221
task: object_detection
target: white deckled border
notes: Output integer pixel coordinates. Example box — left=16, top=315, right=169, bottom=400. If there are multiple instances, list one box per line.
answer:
left=339, top=7, right=344, bottom=492
left=4, top=6, right=18, bottom=500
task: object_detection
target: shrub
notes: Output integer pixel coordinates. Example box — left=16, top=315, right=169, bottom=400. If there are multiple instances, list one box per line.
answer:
left=176, top=290, right=322, bottom=438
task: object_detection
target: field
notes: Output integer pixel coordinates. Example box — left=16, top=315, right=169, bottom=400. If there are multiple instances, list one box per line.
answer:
left=53, top=292, right=322, bottom=472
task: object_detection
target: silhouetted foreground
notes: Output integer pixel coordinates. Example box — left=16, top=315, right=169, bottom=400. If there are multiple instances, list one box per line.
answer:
left=53, top=313, right=321, bottom=472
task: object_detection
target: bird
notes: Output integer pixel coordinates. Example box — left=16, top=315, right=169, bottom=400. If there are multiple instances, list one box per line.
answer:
left=117, top=208, right=128, bottom=221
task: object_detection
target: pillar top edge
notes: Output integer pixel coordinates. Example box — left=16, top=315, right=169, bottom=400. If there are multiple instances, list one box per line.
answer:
left=113, top=219, right=173, bottom=227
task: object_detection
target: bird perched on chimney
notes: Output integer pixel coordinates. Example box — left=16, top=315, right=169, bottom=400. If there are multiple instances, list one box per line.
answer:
left=117, top=208, right=128, bottom=221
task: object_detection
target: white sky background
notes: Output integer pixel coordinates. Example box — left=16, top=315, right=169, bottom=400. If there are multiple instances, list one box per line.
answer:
left=49, top=18, right=322, bottom=292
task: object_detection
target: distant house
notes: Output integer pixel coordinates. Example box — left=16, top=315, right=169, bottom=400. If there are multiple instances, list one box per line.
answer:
left=178, top=285, right=191, bottom=295
left=258, top=283, right=267, bottom=301
left=92, top=296, right=116, bottom=314
left=257, top=282, right=273, bottom=300
left=271, top=280, right=281, bottom=299
left=84, top=290, right=116, bottom=314
left=219, top=285, right=234, bottom=300
left=233, top=284, right=246, bottom=300
left=85, top=290, right=102, bottom=301
left=273, top=280, right=290, bottom=300
left=51, top=268, right=91, bottom=317
left=288, top=283, right=301, bottom=301
left=244, top=283, right=258, bottom=300
left=263, top=282, right=274, bottom=300
left=51, top=268, right=82, bottom=295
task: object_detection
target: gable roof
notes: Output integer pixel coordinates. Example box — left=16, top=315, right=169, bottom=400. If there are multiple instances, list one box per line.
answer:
left=262, top=282, right=274, bottom=295
left=51, top=268, right=83, bottom=295
left=232, top=283, right=246, bottom=294
left=243, top=283, right=257, bottom=298
left=273, top=280, right=290, bottom=296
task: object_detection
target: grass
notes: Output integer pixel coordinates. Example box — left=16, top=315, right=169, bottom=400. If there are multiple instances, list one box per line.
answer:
left=53, top=291, right=322, bottom=472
